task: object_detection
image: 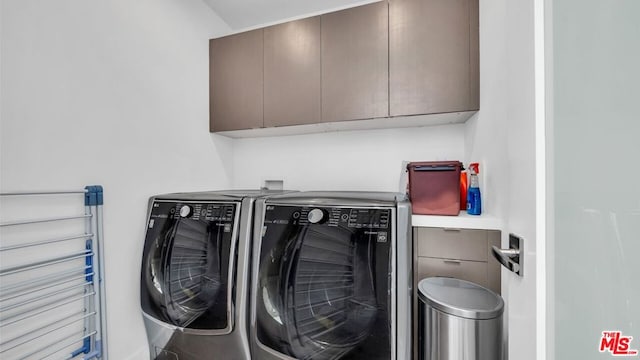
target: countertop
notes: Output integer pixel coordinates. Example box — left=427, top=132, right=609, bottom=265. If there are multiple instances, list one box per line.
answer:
left=411, top=211, right=504, bottom=230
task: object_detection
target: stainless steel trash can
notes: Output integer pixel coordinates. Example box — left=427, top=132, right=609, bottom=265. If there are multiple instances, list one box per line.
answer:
left=418, top=277, right=504, bottom=360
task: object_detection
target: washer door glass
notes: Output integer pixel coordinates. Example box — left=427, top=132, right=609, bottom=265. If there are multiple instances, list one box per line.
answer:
left=257, top=206, right=391, bottom=360
left=141, top=201, right=236, bottom=330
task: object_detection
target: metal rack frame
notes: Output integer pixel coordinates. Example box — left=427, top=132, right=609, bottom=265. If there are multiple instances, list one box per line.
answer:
left=0, top=186, right=108, bottom=360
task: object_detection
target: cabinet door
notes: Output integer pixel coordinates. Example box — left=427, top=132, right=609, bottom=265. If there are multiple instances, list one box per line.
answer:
left=389, top=0, right=478, bottom=116
left=210, top=30, right=264, bottom=131
left=264, top=17, right=321, bottom=127
left=321, top=2, right=389, bottom=122
left=469, top=0, right=479, bottom=110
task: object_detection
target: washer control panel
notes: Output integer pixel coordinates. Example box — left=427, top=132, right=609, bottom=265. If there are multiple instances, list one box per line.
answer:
left=148, top=201, right=236, bottom=225
left=265, top=205, right=391, bottom=229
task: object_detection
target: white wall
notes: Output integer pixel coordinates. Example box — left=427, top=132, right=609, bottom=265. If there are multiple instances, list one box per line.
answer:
left=232, top=124, right=465, bottom=192
left=505, top=0, right=538, bottom=359
left=464, top=0, right=538, bottom=358
left=0, top=1, right=232, bottom=358
left=463, top=0, right=509, bottom=221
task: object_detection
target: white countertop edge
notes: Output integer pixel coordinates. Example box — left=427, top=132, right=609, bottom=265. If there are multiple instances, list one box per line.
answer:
left=411, top=212, right=504, bottom=230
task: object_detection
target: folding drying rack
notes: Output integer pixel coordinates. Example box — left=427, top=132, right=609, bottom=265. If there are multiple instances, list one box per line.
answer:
left=0, top=186, right=107, bottom=360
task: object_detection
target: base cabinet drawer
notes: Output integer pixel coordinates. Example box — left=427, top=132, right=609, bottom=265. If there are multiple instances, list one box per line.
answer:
left=417, top=257, right=488, bottom=288
left=416, top=227, right=488, bottom=261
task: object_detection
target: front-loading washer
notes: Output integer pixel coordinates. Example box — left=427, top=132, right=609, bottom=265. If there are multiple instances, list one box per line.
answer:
left=250, top=191, right=412, bottom=360
left=140, top=190, right=288, bottom=360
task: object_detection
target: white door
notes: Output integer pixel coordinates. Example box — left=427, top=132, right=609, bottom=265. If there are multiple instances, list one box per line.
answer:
left=547, top=0, right=640, bottom=359
left=500, top=0, right=542, bottom=358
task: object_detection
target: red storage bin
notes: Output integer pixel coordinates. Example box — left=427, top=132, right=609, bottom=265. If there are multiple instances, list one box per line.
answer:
left=407, top=161, right=462, bottom=216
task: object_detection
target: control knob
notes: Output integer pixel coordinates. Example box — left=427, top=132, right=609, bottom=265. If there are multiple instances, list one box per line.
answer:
left=307, top=208, right=325, bottom=224
left=179, top=205, right=193, bottom=218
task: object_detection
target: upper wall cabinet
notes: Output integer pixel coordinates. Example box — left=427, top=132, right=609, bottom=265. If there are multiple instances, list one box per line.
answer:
left=389, top=0, right=479, bottom=116
left=210, top=29, right=263, bottom=132
left=209, top=0, right=479, bottom=136
left=264, top=17, right=321, bottom=127
left=321, top=2, right=389, bottom=122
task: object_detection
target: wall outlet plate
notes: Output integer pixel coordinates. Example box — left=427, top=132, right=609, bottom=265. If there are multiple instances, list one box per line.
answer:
left=262, top=179, right=283, bottom=191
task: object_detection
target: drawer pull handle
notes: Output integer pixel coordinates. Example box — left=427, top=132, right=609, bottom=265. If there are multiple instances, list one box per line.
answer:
left=443, top=260, right=461, bottom=265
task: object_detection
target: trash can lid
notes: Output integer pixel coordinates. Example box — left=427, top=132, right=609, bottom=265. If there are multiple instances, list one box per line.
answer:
left=418, top=277, right=504, bottom=320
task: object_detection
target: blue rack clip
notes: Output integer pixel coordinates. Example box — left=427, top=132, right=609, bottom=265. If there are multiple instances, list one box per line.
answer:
left=84, top=185, right=104, bottom=206
left=81, top=340, right=102, bottom=359
left=85, top=240, right=94, bottom=283
left=70, top=337, right=92, bottom=357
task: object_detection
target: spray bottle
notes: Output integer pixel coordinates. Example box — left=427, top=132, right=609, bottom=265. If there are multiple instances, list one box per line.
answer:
left=467, top=163, right=482, bottom=215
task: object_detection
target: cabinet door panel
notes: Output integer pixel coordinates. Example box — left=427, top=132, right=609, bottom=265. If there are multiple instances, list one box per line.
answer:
left=210, top=30, right=263, bottom=131
left=469, top=0, right=480, bottom=110
left=417, top=257, right=488, bottom=288
left=390, top=0, right=474, bottom=116
left=416, top=227, right=488, bottom=261
left=264, top=17, right=321, bottom=127
left=321, top=2, right=389, bottom=122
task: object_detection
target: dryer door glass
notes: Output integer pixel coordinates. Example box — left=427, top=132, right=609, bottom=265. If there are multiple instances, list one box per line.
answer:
left=256, top=205, right=392, bottom=360
left=141, top=201, right=237, bottom=330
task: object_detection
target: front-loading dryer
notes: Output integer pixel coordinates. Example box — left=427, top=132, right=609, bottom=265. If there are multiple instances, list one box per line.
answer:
left=250, top=192, right=412, bottom=360
left=140, top=190, right=287, bottom=360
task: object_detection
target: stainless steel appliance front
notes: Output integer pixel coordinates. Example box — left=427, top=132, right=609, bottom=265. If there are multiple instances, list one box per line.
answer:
left=250, top=192, right=412, bottom=360
left=140, top=191, right=267, bottom=360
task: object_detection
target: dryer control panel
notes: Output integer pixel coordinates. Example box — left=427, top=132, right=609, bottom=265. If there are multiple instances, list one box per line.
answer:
left=264, top=205, right=391, bottom=229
